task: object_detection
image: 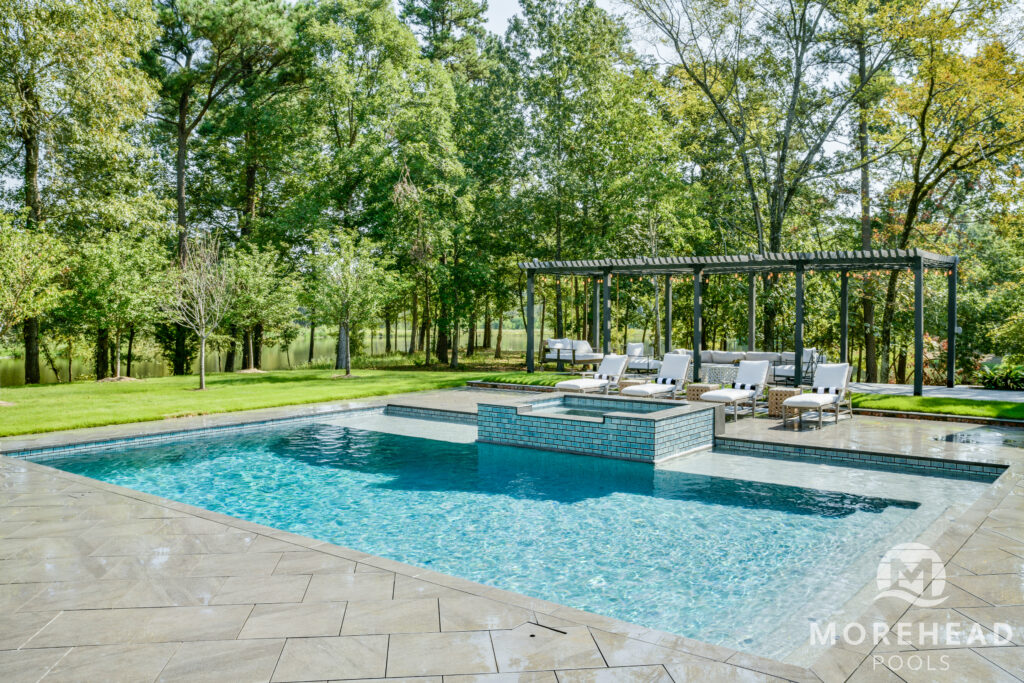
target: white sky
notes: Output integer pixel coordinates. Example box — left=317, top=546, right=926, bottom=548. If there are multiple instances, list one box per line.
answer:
left=483, top=0, right=621, bottom=36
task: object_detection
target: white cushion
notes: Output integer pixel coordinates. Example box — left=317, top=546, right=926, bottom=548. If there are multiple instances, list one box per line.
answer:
left=659, top=353, right=690, bottom=380
left=673, top=348, right=691, bottom=355
left=621, top=383, right=674, bottom=397
left=594, top=354, right=628, bottom=378
left=701, top=388, right=755, bottom=403
left=700, top=350, right=714, bottom=363
left=813, top=363, right=850, bottom=391
left=573, top=340, right=594, bottom=353
left=781, top=352, right=796, bottom=362
left=745, top=351, right=780, bottom=362
left=773, top=364, right=796, bottom=376
left=555, top=378, right=608, bottom=392
left=626, top=342, right=646, bottom=357
left=734, top=360, right=770, bottom=387
left=713, top=351, right=746, bottom=363
left=784, top=393, right=840, bottom=408
left=548, top=338, right=569, bottom=349
left=573, top=352, right=604, bottom=362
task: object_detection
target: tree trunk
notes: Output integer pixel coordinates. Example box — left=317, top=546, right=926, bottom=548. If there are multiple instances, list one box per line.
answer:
left=385, top=314, right=392, bottom=354
left=242, top=330, right=252, bottom=369
left=23, top=319, right=40, bottom=385
left=126, top=325, right=135, bottom=377
left=449, top=320, right=459, bottom=369
left=344, top=322, right=352, bottom=375
left=466, top=312, right=475, bottom=357
left=247, top=330, right=255, bottom=371
left=858, top=38, right=878, bottom=383
left=41, top=339, right=61, bottom=383
left=308, top=323, right=316, bottom=363
left=253, top=324, right=263, bottom=369
left=494, top=316, right=503, bottom=360
left=342, top=323, right=350, bottom=370
left=172, top=96, right=191, bottom=375
left=68, top=341, right=74, bottom=383
left=198, top=337, right=207, bottom=390
left=21, top=88, right=42, bottom=386
left=483, top=304, right=492, bottom=349
left=96, top=328, right=109, bottom=379
left=897, top=347, right=908, bottom=385
left=409, top=289, right=419, bottom=354
left=114, top=329, right=122, bottom=378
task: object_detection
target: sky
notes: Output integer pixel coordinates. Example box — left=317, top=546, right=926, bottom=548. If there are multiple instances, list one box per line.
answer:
left=482, top=0, right=621, bottom=36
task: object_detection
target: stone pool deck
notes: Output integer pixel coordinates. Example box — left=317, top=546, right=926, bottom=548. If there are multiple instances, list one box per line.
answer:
left=2, top=387, right=1024, bottom=681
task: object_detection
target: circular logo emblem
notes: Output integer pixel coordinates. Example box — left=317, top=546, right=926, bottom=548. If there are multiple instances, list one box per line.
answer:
left=875, top=543, right=947, bottom=606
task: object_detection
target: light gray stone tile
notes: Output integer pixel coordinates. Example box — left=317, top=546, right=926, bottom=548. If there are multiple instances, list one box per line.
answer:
left=239, top=602, right=346, bottom=639
left=44, top=642, right=180, bottom=683
left=388, top=632, right=497, bottom=677
left=157, top=639, right=284, bottom=683
left=271, top=635, right=387, bottom=682
left=491, top=624, right=605, bottom=673
left=305, top=572, right=394, bottom=602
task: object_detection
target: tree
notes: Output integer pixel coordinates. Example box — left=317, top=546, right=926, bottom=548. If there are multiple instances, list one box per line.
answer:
left=228, top=244, right=297, bottom=370
left=162, top=237, right=234, bottom=389
left=307, top=231, right=389, bottom=375
left=0, top=216, right=63, bottom=401
left=69, top=230, right=167, bottom=379
left=873, top=11, right=1024, bottom=378
left=144, top=0, right=296, bottom=373
left=626, top=0, right=908, bottom=347
left=0, top=0, right=157, bottom=383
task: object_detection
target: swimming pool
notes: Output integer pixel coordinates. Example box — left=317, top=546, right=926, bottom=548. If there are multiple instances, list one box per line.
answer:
left=38, top=412, right=980, bottom=659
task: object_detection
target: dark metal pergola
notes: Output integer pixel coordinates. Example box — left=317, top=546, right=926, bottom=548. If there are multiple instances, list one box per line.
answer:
left=519, top=249, right=960, bottom=396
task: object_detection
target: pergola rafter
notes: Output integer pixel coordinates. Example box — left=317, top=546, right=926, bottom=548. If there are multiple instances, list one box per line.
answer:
left=519, top=249, right=960, bottom=395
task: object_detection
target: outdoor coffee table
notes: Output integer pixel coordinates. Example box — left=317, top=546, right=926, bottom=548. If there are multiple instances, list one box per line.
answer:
left=769, top=386, right=803, bottom=418
left=687, top=383, right=721, bottom=401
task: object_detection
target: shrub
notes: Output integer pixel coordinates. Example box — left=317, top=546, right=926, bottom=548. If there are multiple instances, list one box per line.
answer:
left=978, top=363, right=1024, bottom=391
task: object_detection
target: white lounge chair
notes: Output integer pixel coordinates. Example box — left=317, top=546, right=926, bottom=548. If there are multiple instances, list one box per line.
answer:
left=620, top=353, right=691, bottom=399
left=782, top=363, right=853, bottom=428
left=626, top=342, right=660, bottom=372
left=554, top=354, right=628, bottom=394
left=698, top=360, right=770, bottom=420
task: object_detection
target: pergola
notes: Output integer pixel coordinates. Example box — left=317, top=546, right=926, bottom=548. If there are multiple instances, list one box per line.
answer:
left=519, top=249, right=960, bottom=396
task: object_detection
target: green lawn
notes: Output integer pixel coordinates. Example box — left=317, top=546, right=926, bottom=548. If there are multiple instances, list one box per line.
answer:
left=472, top=372, right=579, bottom=387
left=851, top=393, right=1024, bottom=420
left=0, top=368, right=517, bottom=437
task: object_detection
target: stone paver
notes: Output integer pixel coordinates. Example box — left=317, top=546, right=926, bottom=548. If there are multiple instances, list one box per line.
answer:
left=4, top=387, right=1024, bottom=682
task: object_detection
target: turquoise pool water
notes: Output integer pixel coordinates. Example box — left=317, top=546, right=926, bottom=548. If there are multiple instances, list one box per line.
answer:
left=43, top=415, right=921, bottom=658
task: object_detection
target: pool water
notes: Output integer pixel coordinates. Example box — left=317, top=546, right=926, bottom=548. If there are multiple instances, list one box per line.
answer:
left=44, top=415, right=923, bottom=658
left=530, top=406, right=615, bottom=418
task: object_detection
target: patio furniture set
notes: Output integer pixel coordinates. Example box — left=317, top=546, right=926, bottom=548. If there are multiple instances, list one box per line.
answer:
left=553, top=351, right=853, bottom=429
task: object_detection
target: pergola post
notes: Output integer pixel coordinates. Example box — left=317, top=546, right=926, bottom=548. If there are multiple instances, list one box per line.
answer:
left=794, top=265, right=805, bottom=386
left=592, top=277, right=600, bottom=350
left=526, top=270, right=535, bottom=373
left=693, top=268, right=703, bottom=382
left=914, top=257, right=925, bottom=396
left=602, top=270, right=611, bottom=354
left=747, top=273, right=756, bottom=351
left=840, top=270, right=849, bottom=364
left=947, top=261, right=958, bottom=388
left=664, top=275, right=673, bottom=353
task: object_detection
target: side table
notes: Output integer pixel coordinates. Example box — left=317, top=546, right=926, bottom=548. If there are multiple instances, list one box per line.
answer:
left=769, top=386, right=803, bottom=418
left=687, top=383, right=721, bottom=401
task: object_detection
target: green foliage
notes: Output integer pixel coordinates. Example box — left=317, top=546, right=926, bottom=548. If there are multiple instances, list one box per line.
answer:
left=852, top=393, right=1024, bottom=420
left=0, top=216, right=64, bottom=340
left=978, top=364, right=1024, bottom=392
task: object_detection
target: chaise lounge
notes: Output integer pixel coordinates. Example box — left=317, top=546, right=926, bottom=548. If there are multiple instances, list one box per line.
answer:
left=554, top=354, right=628, bottom=394
left=620, top=353, right=692, bottom=399
left=782, top=362, right=853, bottom=428
left=697, top=360, right=770, bottom=421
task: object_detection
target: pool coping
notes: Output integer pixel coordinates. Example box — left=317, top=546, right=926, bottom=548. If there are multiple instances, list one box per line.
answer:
left=4, top=389, right=1022, bottom=682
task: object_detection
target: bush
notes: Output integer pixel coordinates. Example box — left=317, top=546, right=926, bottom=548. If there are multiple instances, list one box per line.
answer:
left=978, top=363, right=1024, bottom=391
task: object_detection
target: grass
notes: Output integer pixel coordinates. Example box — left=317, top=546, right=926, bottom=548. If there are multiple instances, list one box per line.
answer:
left=472, top=372, right=580, bottom=387
left=0, top=368, right=525, bottom=437
left=852, top=393, right=1024, bottom=420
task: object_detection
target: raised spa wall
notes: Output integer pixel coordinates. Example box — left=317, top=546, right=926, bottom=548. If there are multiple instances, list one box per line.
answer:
left=476, top=394, right=723, bottom=463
